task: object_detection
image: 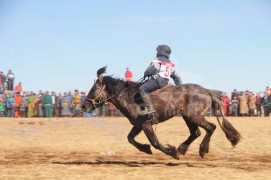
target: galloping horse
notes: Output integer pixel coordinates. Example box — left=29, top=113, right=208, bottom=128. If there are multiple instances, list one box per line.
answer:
left=81, top=67, right=241, bottom=160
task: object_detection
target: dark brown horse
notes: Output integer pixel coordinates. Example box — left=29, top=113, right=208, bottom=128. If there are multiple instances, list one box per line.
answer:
left=81, top=67, right=241, bottom=160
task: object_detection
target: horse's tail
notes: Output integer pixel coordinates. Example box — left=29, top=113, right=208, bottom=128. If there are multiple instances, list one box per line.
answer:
left=209, top=90, right=241, bottom=147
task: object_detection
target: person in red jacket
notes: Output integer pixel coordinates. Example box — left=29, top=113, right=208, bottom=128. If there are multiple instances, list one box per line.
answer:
left=14, top=82, right=23, bottom=93
left=125, top=68, right=133, bottom=82
left=222, top=93, right=230, bottom=116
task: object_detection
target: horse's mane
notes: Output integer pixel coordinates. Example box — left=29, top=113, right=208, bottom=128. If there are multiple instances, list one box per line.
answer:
left=103, top=76, right=142, bottom=96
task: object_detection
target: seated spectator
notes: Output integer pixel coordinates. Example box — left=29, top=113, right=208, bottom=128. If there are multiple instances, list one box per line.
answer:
left=231, top=96, right=239, bottom=116
left=255, top=93, right=262, bottom=117
left=14, top=82, right=23, bottom=93
left=238, top=92, right=248, bottom=116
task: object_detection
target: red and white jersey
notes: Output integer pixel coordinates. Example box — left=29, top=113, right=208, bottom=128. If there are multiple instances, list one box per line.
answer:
left=158, top=61, right=175, bottom=79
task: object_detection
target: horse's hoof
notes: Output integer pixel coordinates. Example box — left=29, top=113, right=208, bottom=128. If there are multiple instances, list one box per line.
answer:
left=178, top=144, right=189, bottom=155
left=199, top=144, right=209, bottom=159
left=140, top=144, right=153, bottom=155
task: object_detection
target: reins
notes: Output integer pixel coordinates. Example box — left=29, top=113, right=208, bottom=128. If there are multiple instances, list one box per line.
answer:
left=84, top=77, right=146, bottom=107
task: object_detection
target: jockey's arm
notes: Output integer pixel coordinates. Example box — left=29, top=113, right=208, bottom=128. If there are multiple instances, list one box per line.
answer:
left=171, top=71, right=182, bottom=85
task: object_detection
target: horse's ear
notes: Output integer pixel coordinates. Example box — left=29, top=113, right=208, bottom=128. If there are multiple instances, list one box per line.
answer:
left=97, top=66, right=107, bottom=77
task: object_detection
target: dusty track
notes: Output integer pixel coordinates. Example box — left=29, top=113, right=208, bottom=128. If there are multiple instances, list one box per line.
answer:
left=0, top=117, right=271, bottom=179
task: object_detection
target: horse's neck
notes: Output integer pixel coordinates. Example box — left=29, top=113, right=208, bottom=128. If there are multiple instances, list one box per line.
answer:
left=109, top=90, right=138, bottom=120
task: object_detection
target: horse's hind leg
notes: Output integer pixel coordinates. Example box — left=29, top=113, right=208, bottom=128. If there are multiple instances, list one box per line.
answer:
left=178, top=116, right=201, bottom=156
left=194, top=117, right=216, bottom=159
left=128, top=126, right=152, bottom=154
left=142, top=120, right=179, bottom=160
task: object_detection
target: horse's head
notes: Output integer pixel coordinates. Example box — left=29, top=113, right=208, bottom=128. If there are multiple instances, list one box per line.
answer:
left=81, top=66, right=110, bottom=113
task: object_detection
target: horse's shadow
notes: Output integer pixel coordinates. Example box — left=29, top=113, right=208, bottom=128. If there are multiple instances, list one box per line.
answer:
left=52, top=160, right=195, bottom=167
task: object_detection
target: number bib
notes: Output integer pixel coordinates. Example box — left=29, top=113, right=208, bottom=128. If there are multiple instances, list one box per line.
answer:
left=158, top=62, right=175, bottom=79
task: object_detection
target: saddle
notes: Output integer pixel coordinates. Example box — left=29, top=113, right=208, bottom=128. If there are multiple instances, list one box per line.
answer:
left=151, top=83, right=174, bottom=96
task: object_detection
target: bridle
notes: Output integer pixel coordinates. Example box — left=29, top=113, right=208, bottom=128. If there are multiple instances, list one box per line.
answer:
left=84, top=85, right=108, bottom=109
left=84, top=77, right=145, bottom=110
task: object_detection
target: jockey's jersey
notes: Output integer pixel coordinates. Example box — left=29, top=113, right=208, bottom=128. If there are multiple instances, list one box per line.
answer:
left=152, top=57, right=175, bottom=79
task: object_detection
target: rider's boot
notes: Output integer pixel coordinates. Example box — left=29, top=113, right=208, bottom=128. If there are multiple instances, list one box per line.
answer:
left=139, top=91, right=156, bottom=116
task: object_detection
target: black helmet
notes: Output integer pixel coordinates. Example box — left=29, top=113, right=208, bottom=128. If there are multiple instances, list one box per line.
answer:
left=156, top=45, right=171, bottom=58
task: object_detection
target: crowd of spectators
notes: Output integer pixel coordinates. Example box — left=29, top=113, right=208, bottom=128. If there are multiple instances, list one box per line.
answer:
left=219, top=87, right=271, bottom=117
left=1, top=68, right=270, bottom=118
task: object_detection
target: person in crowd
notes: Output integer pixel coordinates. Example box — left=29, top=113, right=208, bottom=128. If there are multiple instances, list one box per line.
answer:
left=0, top=72, right=6, bottom=91
left=0, top=74, right=2, bottom=92
left=14, top=82, right=23, bottom=93
left=14, top=92, right=22, bottom=118
left=231, top=96, right=239, bottom=116
left=238, top=92, right=248, bottom=116
left=51, top=91, right=57, bottom=117
left=27, top=92, right=35, bottom=118
left=231, top=89, right=238, bottom=100
left=248, top=92, right=256, bottom=116
left=0, top=94, right=5, bottom=117
left=19, top=97, right=27, bottom=117
left=7, top=70, right=15, bottom=91
left=61, top=92, right=69, bottom=117
left=67, top=91, right=73, bottom=116
left=6, top=92, right=15, bottom=117
left=35, top=90, right=44, bottom=117
left=56, top=93, right=62, bottom=117
left=125, top=67, right=133, bottom=82
left=255, top=93, right=262, bottom=117
left=265, top=86, right=271, bottom=96
left=262, top=93, right=270, bottom=117
left=42, top=91, right=52, bottom=117
left=222, top=93, right=230, bottom=116
left=71, top=90, right=82, bottom=117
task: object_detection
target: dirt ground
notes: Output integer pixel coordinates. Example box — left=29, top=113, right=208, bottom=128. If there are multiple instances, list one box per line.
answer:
left=0, top=116, right=270, bottom=180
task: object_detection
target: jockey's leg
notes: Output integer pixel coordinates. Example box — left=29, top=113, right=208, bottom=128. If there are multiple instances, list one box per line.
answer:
left=138, top=78, right=159, bottom=116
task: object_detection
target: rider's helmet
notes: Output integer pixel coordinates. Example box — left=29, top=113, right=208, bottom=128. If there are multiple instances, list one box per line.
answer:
left=156, top=45, right=171, bottom=58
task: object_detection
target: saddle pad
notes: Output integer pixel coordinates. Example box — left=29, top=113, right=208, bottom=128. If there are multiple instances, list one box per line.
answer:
left=151, top=83, right=174, bottom=96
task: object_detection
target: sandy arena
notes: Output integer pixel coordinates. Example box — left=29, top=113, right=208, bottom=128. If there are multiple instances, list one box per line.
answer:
left=0, top=117, right=270, bottom=180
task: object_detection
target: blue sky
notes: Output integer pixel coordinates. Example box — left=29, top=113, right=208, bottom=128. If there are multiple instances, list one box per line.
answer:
left=0, top=0, right=270, bottom=95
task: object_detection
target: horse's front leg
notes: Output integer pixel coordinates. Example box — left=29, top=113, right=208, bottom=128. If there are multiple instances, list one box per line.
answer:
left=142, top=120, right=179, bottom=160
left=127, top=126, right=152, bottom=154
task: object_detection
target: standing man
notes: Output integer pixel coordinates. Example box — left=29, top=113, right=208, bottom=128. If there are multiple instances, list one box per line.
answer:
left=71, top=90, right=81, bottom=117
left=51, top=91, right=57, bottom=117
left=67, top=91, right=73, bottom=116
left=56, top=93, right=62, bottom=117
left=125, top=68, right=133, bottom=82
left=238, top=92, right=249, bottom=116
left=14, top=92, right=22, bottom=118
left=0, top=72, right=6, bottom=91
left=61, top=92, right=70, bottom=117
left=262, top=93, right=270, bottom=117
left=27, top=92, right=36, bottom=118
left=248, top=92, right=256, bottom=116
left=42, top=91, right=53, bottom=117
left=7, top=70, right=15, bottom=91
